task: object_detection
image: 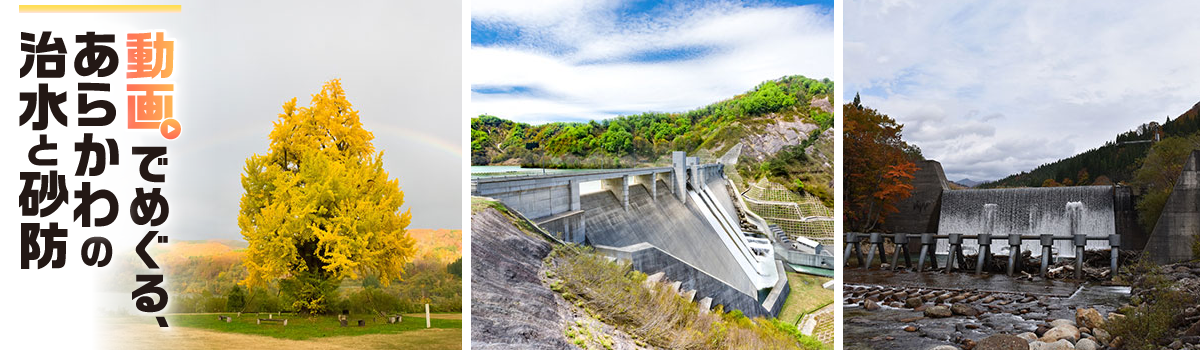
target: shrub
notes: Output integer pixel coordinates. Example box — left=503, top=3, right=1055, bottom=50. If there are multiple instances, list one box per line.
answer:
left=546, top=245, right=817, bottom=349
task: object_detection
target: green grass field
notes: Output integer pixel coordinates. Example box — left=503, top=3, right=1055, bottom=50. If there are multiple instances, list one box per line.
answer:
left=778, top=272, right=834, bottom=325
left=165, top=313, right=462, bottom=340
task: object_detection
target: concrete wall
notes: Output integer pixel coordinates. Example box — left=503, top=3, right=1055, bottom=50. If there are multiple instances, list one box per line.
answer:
left=489, top=184, right=573, bottom=220
left=882, top=160, right=950, bottom=235
left=1146, top=150, right=1200, bottom=264
left=1114, top=186, right=1148, bottom=250
left=599, top=243, right=773, bottom=318
left=582, top=180, right=757, bottom=297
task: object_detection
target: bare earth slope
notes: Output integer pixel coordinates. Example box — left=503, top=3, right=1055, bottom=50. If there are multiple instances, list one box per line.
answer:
left=470, top=207, right=574, bottom=349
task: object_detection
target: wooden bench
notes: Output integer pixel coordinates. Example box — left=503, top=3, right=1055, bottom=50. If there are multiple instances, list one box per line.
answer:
left=257, top=318, right=287, bottom=326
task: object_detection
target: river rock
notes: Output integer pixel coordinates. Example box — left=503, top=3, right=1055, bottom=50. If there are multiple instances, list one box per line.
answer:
left=907, top=297, right=925, bottom=308
left=1075, top=338, right=1098, bottom=350
left=1075, top=308, right=1105, bottom=330
left=1049, top=319, right=1075, bottom=328
left=926, top=305, right=953, bottom=318
left=1092, top=328, right=1110, bottom=345
left=952, top=303, right=981, bottom=317
left=929, top=346, right=961, bottom=350
left=1040, top=324, right=1080, bottom=343
left=1029, top=339, right=1075, bottom=350
left=1185, top=320, right=1200, bottom=337
left=975, top=334, right=1030, bottom=350
left=905, top=325, right=918, bottom=332
left=1016, top=332, right=1039, bottom=342
left=864, top=299, right=881, bottom=311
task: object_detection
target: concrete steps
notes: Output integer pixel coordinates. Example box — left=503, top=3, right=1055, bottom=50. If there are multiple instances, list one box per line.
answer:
left=681, top=289, right=696, bottom=302
left=644, top=271, right=712, bottom=312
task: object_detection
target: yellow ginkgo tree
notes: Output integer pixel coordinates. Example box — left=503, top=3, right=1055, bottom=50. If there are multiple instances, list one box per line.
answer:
left=237, top=79, right=415, bottom=314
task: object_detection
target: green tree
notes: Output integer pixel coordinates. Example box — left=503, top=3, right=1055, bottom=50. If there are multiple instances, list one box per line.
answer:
left=237, top=79, right=416, bottom=314
left=226, top=285, right=246, bottom=311
left=1132, top=135, right=1200, bottom=233
left=447, top=257, right=462, bottom=278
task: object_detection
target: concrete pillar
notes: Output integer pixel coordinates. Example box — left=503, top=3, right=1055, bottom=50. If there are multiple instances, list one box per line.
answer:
left=672, top=152, right=687, bottom=201
left=690, top=163, right=700, bottom=189
left=568, top=179, right=581, bottom=211
left=655, top=172, right=671, bottom=197
left=634, top=174, right=656, bottom=201
left=601, top=176, right=630, bottom=211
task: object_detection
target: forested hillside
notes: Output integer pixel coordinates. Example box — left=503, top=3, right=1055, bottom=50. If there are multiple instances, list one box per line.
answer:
left=980, top=101, right=1200, bottom=189
left=471, top=75, right=833, bottom=166
left=472, top=75, right=835, bottom=205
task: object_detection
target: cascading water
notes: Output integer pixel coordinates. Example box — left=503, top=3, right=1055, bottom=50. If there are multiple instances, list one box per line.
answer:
left=938, top=186, right=1115, bottom=258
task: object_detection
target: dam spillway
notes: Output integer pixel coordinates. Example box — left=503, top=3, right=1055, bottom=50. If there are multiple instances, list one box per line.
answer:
left=471, top=152, right=794, bottom=318
left=937, top=186, right=1117, bottom=258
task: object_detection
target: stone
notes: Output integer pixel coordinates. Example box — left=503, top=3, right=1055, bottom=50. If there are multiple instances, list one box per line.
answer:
left=1092, top=328, right=1110, bottom=345
left=1075, top=308, right=1105, bottom=330
left=1186, top=320, right=1200, bottom=337
left=1049, top=319, right=1075, bottom=328
left=905, top=325, right=918, bottom=332
left=907, top=297, right=925, bottom=308
left=1040, top=324, right=1080, bottom=343
left=900, top=316, right=924, bottom=322
left=1042, top=339, right=1075, bottom=350
left=1074, top=338, right=1098, bottom=350
left=1107, top=313, right=1125, bottom=323
left=1016, top=332, right=1039, bottom=342
left=864, top=299, right=881, bottom=311
left=975, top=334, right=1030, bottom=350
left=953, top=303, right=981, bottom=317
left=926, top=305, right=953, bottom=318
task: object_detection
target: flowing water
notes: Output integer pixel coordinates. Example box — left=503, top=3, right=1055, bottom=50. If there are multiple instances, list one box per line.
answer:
left=938, top=186, right=1116, bottom=258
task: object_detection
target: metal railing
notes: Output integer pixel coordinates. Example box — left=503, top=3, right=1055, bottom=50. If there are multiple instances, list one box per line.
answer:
left=844, top=232, right=1121, bottom=280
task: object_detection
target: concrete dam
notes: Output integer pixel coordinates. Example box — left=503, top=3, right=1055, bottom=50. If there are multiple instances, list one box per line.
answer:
left=848, top=159, right=1158, bottom=276
left=472, top=152, right=808, bottom=317
left=937, top=186, right=1117, bottom=258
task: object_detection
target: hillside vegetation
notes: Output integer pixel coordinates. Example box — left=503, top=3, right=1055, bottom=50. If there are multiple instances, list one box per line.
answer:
left=472, top=75, right=835, bottom=205
left=106, top=230, right=463, bottom=316
left=978, top=101, right=1200, bottom=233
left=980, top=101, right=1200, bottom=189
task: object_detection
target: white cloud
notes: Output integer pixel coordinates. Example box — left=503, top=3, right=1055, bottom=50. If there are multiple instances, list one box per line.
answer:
left=471, top=1, right=834, bottom=123
left=846, top=0, right=1200, bottom=181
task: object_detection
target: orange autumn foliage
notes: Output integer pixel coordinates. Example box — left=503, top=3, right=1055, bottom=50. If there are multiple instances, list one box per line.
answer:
left=843, top=100, right=918, bottom=232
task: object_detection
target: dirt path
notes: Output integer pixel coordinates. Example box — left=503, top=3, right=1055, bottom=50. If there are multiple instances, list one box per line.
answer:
left=99, top=323, right=461, bottom=350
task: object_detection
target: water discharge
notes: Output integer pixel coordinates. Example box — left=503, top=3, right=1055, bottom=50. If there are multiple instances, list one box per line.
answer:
left=937, top=186, right=1116, bottom=258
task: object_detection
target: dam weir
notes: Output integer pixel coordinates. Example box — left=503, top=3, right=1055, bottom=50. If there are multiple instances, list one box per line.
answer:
left=472, top=152, right=823, bottom=317
left=845, top=159, right=1140, bottom=279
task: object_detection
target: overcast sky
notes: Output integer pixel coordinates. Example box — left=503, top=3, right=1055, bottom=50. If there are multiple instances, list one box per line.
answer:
left=846, top=1, right=1200, bottom=182
left=6, top=1, right=464, bottom=240
left=471, top=0, right=834, bottom=124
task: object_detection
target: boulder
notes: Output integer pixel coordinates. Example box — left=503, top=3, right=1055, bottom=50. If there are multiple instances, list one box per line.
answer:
left=907, top=297, right=925, bottom=309
left=952, top=303, right=981, bottom=317
left=1039, top=339, right=1075, bottom=350
left=1049, top=319, right=1075, bottom=328
left=926, top=305, right=953, bottom=318
left=1092, top=328, right=1110, bottom=345
left=1040, top=324, right=1080, bottom=343
left=864, top=299, right=881, bottom=311
left=1074, top=338, right=1098, bottom=350
left=975, top=334, right=1030, bottom=350
left=1016, top=332, right=1038, bottom=342
left=1075, top=308, right=1105, bottom=330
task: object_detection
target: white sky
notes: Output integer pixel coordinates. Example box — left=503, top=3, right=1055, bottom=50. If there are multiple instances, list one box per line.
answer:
left=846, top=0, right=1200, bottom=181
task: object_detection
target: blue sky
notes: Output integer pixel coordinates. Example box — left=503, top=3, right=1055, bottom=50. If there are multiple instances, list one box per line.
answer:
left=846, top=0, right=1200, bottom=181
left=471, top=0, right=834, bottom=124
